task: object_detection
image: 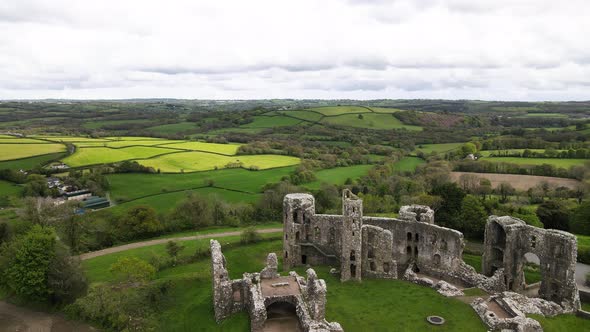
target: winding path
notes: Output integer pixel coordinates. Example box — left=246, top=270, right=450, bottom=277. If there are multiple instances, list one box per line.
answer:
left=78, top=228, right=283, bottom=260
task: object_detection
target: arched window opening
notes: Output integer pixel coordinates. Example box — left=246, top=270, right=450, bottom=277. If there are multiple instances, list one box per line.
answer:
left=370, top=261, right=376, bottom=271
left=407, top=232, right=412, bottom=241
left=350, top=250, right=356, bottom=261
left=406, top=246, right=412, bottom=255
left=415, top=233, right=420, bottom=242
left=295, top=231, right=300, bottom=241
left=368, top=248, right=374, bottom=259
left=383, top=262, right=390, bottom=273
left=414, top=246, right=419, bottom=257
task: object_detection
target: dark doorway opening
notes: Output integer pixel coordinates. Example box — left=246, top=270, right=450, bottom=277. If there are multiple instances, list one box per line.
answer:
left=301, top=255, right=307, bottom=265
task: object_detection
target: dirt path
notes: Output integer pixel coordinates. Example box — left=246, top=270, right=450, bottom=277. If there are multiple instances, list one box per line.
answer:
left=0, top=301, right=96, bottom=332
left=79, top=228, right=283, bottom=260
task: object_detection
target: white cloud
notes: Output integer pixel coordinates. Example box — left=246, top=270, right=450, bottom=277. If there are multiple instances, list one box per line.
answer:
left=0, top=0, right=588, bottom=100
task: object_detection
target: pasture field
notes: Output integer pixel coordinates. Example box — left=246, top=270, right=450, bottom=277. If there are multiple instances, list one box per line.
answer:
left=146, top=122, right=198, bottom=134
left=392, top=156, right=425, bottom=172
left=241, top=115, right=302, bottom=128
left=368, top=107, right=404, bottom=113
left=207, top=127, right=268, bottom=135
left=304, top=164, right=374, bottom=190
left=482, top=157, right=587, bottom=168
left=0, top=137, right=50, bottom=143
left=136, top=152, right=300, bottom=173
left=110, top=187, right=260, bottom=214
left=158, top=141, right=240, bottom=155
left=105, top=136, right=167, bottom=141
left=74, top=140, right=180, bottom=148
left=414, top=142, right=463, bottom=154
left=450, top=172, right=581, bottom=191
left=107, top=166, right=296, bottom=203
left=277, top=110, right=323, bottom=122
left=321, top=113, right=422, bottom=131
left=479, top=149, right=565, bottom=157
left=0, top=143, right=66, bottom=161
left=0, top=180, right=21, bottom=197
left=30, top=136, right=111, bottom=142
left=62, top=146, right=177, bottom=167
left=522, top=112, right=568, bottom=118
left=0, top=152, right=64, bottom=170
left=82, top=119, right=154, bottom=129
left=310, top=106, right=371, bottom=116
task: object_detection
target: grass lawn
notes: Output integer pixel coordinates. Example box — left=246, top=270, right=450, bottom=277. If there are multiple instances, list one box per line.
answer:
left=393, top=156, right=425, bottom=172
left=0, top=152, right=64, bottom=170
left=62, top=146, right=178, bottom=167
left=305, top=164, right=374, bottom=190
left=529, top=314, right=590, bottom=331
left=414, top=143, right=463, bottom=154
left=157, top=141, right=240, bottom=155
left=0, top=143, right=66, bottom=161
left=241, top=115, right=302, bottom=128
left=321, top=113, right=422, bottom=131
left=152, top=240, right=485, bottom=331
left=137, top=152, right=300, bottom=173
left=310, top=106, right=371, bottom=116
left=146, top=122, right=198, bottom=134
left=107, top=166, right=296, bottom=202
left=482, top=157, right=588, bottom=168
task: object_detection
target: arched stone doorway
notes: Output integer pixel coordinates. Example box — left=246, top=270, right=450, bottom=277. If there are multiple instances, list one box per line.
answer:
left=521, top=252, right=542, bottom=297
left=263, top=301, right=302, bottom=332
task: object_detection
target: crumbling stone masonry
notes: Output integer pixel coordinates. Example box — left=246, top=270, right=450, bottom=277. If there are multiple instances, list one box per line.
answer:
left=281, top=190, right=581, bottom=331
left=210, top=239, right=342, bottom=332
left=482, top=216, right=580, bottom=310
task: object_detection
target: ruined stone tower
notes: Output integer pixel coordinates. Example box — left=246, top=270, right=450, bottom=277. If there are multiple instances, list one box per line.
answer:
left=282, top=193, right=315, bottom=270
left=340, top=189, right=363, bottom=282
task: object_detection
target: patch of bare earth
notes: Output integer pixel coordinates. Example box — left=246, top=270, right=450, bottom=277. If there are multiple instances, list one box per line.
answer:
left=450, top=172, right=581, bottom=191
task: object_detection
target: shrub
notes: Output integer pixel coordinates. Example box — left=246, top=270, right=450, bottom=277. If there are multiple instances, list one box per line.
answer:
left=109, top=257, right=156, bottom=283
left=240, top=227, right=261, bottom=244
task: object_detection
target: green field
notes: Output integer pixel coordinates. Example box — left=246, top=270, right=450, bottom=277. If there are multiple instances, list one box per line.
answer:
left=305, top=164, right=374, bottom=190
left=82, top=119, right=154, bottom=130
left=82, top=238, right=488, bottom=331
left=146, top=122, right=198, bottom=134
left=74, top=139, right=177, bottom=148
left=479, top=149, right=565, bottom=157
left=137, top=152, right=299, bottom=173
left=414, top=143, right=463, bottom=154
left=321, top=113, right=422, bottom=131
left=111, top=187, right=261, bottom=214
left=0, top=143, right=66, bottom=161
left=30, top=136, right=112, bottom=143
left=107, top=166, right=296, bottom=203
left=482, top=157, right=588, bottom=168
left=392, top=156, right=425, bottom=171
left=157, top=141, right=240, bottom=155
left=522, top=113, right=568, bottom=118
left=369, top=107, right=405, bottom=113
left=0, top=152, right=64, bottom=170
left=277, top=110, right=323, bottom=122
left=62, top=146, right=178, bottom=167
left=310, top=106, right=371, bottom=116
left=0, top=137, right=50, bottom=143
left=241, top=115, right=302, bottom=128
left=0, top=180, right=22, bottom=197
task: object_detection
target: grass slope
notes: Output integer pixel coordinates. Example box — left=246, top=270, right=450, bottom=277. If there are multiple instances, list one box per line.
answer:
left=322, top=113, right=422, bottom=131
left=137, top=152, right=299, bottom=173
left=241, top=116, right=302, bottom=128
left=107, top=166, right=296, bottom=203
left=310, top=106, right=371, bottom=116
left=414, top=143, right=463, bottom=154
left=305, top=164, right=374, bottom=190
left=75, top=140, right=178, bottom=148
left=0, top=143, right=66, bottom=161
left=277, top=110, right=323, bottom=122
left=146, top=122, right=198, bottom=134
left=0, top=152, right=64, bottom=170
left=63, top=146, right=178, bottom=167
left=0, top=180, right=22, bottom=197
left=158, top=142, right=240, bottom=155
left=393, top=156, right=425, bottom=171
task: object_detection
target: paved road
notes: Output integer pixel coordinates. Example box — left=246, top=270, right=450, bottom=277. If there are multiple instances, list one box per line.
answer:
left=79, top=228, right=283, bottom=260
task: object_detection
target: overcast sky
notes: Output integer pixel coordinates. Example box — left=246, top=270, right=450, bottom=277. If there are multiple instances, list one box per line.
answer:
left=1, top=0, right=589, bottom=100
